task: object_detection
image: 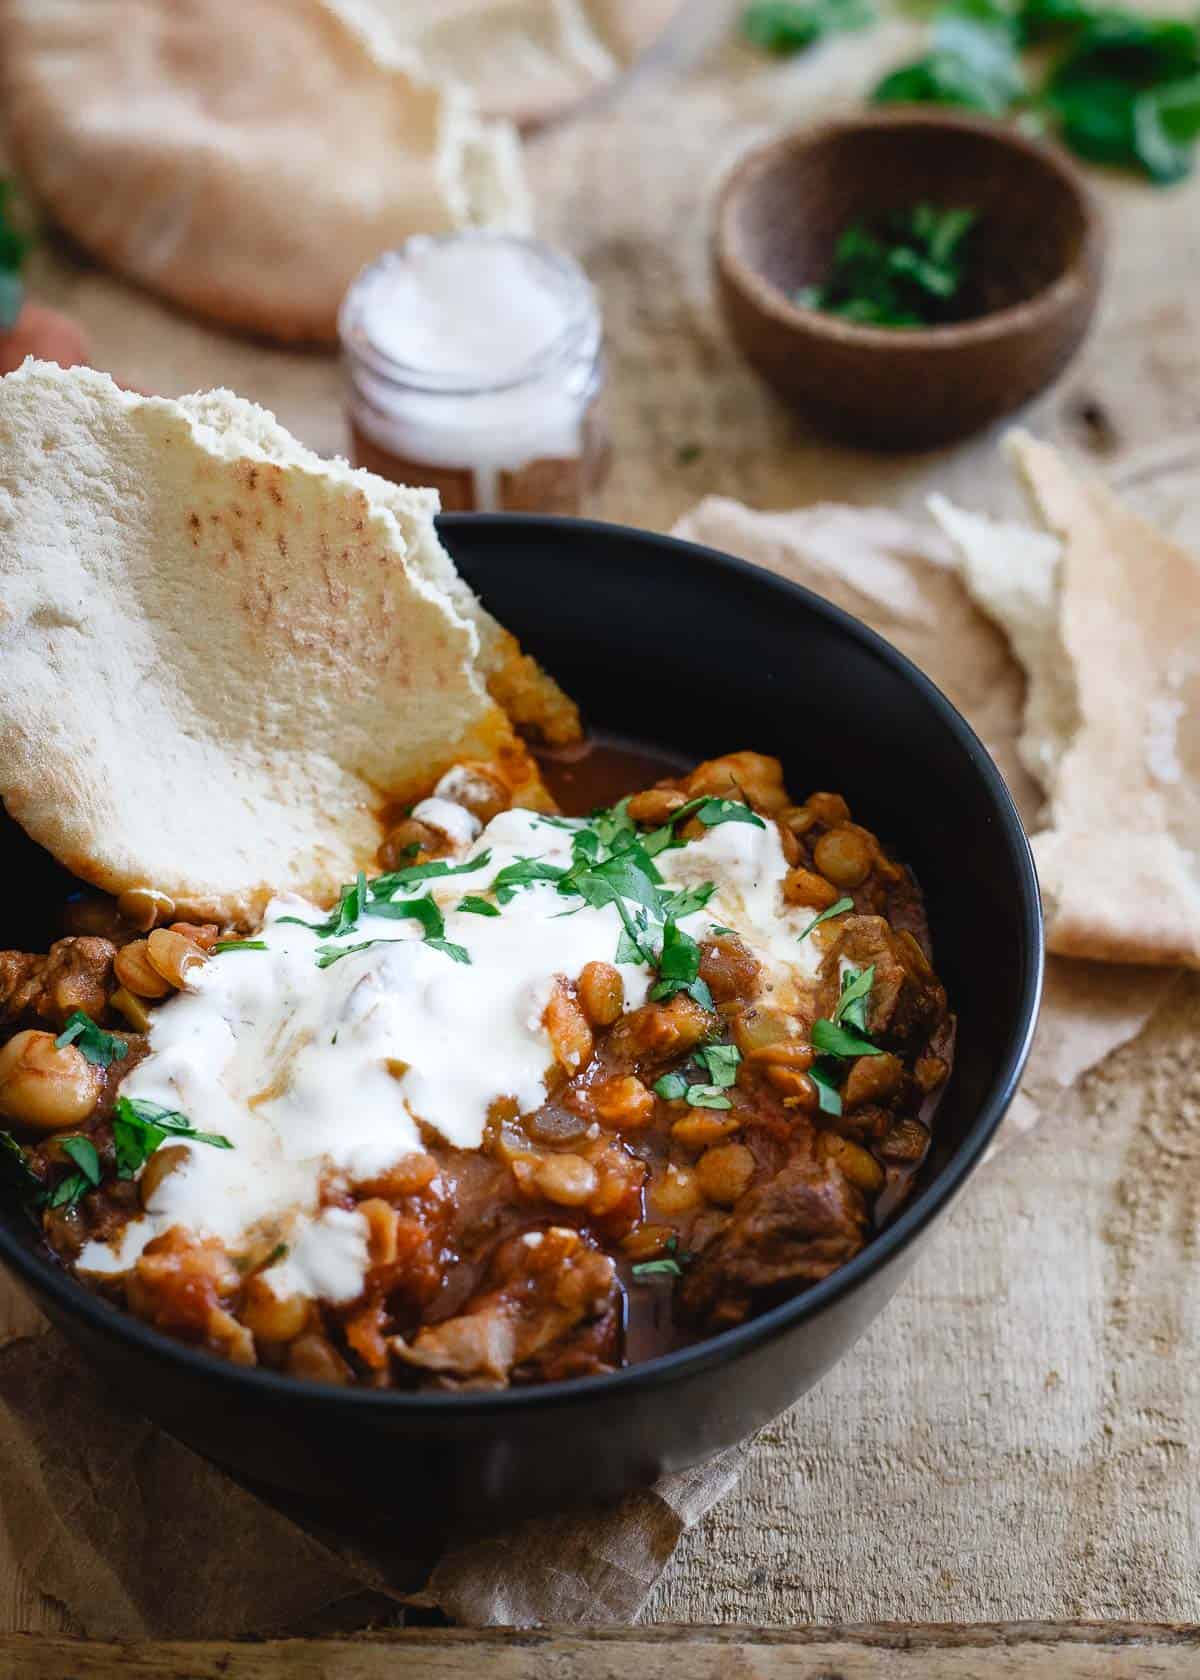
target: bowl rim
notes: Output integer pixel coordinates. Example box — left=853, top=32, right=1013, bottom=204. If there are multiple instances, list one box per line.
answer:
left=714, top=106, right=1104, bottom=353
left=0, top=514, right=1045, bottom=1417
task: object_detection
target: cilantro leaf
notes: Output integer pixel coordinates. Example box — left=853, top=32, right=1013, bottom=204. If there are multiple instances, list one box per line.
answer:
left=426, top=939, right=471, bottom=965
left=812, top=1018, right=883, bottom=1059
left=370, top=850, right=492, bottom=900
left=798, top=203, right=981, bottom=327
left=694, top=1042, right=742, bottom=1089
left=648, top=920, right=715, bottom=1011
left=631, top=1256, right=684, bottom=1280
left=112, top=1096, right=232, bottom=1179
left=458, top=896, right=500, bottom=917
left=809, top=1062, right=844, bottom=1116
left=279, top=870, right=368, bottom=938
left=684, top=1084, right=734, bottom=1110
left=653, top=1073, right=688, bottom=1101
left=44, top=1172, right=92, bottom=1210
left=834, top=963, right=876, bottom=1031
left=798, top=897, right=855, bottom=940
left=55, top=1010, right=129, bottom=1068
left=493, top=857, right=567, bottom=905
left=60, top=1135, right=102, bottom=1188
left=661, top=881, right=717, bottom=919
left=214, top=939, right=269, bottom=953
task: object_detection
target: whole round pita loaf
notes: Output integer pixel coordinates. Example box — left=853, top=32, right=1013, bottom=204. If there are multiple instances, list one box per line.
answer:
left=354, top=0, right=687, bottom=127
left=0, top=0, right=531, bottom=343
left=0, top=361, right=561, bottom=924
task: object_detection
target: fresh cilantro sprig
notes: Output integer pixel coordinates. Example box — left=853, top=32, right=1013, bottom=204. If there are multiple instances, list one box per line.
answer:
left=649, top=919, right=715, bottom=1011
left=43, top=1135, right=103, bottom=1209
left=653, top=1043, right=742, bottom=1110
left=798, top=897, right=854, bottom=941
left=214, top=939, right=268, bottom=953
left=317, top=893, right=470, bottom=967
left=55, top=1010, right=129, bottom=1069
left=631, top=1234, right=692, bottom=1283
left=112, top=1096, right=232, bottom=1179
left=807, top=964, right=882, bottom=1113
left=370, top=850, right=492, bottom=901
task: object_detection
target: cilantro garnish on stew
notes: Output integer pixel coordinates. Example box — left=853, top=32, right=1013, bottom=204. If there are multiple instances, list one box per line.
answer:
left=798, top=897, right=854, bottom=941
left=54, top=1010, right=129, bottom=1068
left=214, top=939, right=269, bottom=953
left=113, top=1097, right=233, bottom=1179
left=653, top=1043, right=742, bottom=1110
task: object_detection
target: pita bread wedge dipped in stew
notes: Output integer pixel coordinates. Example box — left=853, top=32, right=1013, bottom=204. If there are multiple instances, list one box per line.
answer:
left=0, top=364, right=954, bottom=1389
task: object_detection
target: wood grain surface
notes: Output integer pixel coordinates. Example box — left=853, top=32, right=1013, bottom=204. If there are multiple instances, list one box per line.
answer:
left=1, top=0, right=1199, bottom=1643
left=4, top=1625, right=1200, bottom=1678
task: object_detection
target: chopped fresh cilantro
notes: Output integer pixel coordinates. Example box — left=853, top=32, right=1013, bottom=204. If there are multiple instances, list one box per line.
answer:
left=694, top=1042, right=742, bottom=1089
left=262, top=1242, right=289, bottom=1267
left=809, top=1062, right=844, bottom=1116
left=214, top=939, right=269, bottom=953
left=493, top=856, right=567, bottom=905
left=797, top=203, right=980, bottom=328
left=649, top=920, right=715, bottom=1011
left=653, top=1073, right=688, bottom=1101
left=458, top=896, right=500, bottom=917
left=684, top=1084, right=734, bottom=1110
left=60, top=1135, right=102, bottom=1188
left=834, top=963, right=876, bottom=1031
left=710, top=923, right=735, bottom=937
left=44, top=1172, right=92, bottom=1210
left=798, top=896, right=854, bottom=941
left=661, top=881, right=716, bottom=919
left=280, top=870, right=368, bottom=938
left=55, top=1010, right=129, bottom=1068
left=643, top=797, right=764, bottom=859
left=113, top=1096, right=232, bottom=1179
left=742, top=0, right=875, bottom=56
left=345, top=893, right=471, bottom=965
left=812, top=1018, right=883, bottom=1059
left=631, top=1256, right=684, bottom=1280
left=370, top=850, right=492, bottom=900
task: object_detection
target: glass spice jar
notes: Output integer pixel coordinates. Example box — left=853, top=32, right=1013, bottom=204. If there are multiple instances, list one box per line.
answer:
left=339, top=232, right=609, bottom=516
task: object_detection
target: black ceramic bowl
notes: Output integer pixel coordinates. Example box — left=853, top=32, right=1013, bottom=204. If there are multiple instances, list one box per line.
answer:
left=0, top=516, right=1042, bottom=1540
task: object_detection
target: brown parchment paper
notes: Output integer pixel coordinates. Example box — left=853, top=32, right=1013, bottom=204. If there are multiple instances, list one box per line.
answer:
left=0, top=494, right=1176, bottom=1637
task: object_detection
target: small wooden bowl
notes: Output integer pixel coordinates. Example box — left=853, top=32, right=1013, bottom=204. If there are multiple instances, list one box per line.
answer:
left=715, top=109, right=1105, bottom=450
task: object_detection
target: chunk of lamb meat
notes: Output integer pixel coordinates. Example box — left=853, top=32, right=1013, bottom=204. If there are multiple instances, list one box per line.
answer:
left=821, top=915, right=946, bottom=1051
left=0, top=937, right=117, bottom=1029
left=390, top=1226, right=618, bottom=1388
left=678, top=1157, right=868, bottom=1330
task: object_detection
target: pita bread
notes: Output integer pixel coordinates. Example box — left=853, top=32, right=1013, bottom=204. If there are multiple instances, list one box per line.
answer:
left=352, top=0, right=686, bottom=127
left=0, top=0, right=531, bottom=343
left=0, top=361, right=564, bottom=924
left=932, top=436, right=1200, bottom=970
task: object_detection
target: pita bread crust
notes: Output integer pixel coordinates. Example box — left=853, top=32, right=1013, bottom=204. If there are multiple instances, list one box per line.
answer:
left=359, top=0, right=685, bottom=127
left=0, top=0, right=531, bottom=343
left=1010, top=435, right=1200, bottom=969
left=0, top=362, right=549, bottom=923
left=936, top=440, right=1200, bottom=970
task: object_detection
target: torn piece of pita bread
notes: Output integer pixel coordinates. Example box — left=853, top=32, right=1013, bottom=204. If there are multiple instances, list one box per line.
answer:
left=353, top=0, right=685, bottom=127
left=0, top=361, right=564, bottom=924
left=932, top=435, right=1200, bottom=970
left=0, top=0, right=531, bottom=343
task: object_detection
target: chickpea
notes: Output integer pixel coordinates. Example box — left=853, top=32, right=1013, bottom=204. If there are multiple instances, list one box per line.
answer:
left=621, top=1224, right=675, bottom=1261
left=627, top=786, right=688, bottom=825
left=586, top=1143, right=645, bottom=1216
left=436, top=762, right=510, bottom=825
left=114, top=939, right=172, bottom=999
left=0, top=1030, right=102, bottom=1132
left=765, top=1065, right=819, bottom=1108
left=821, top=1132, right=885, bottom=1193
left=241, top=1277, right=310, bottom=1345
left=146, top=927, right=207, bottom=990
left=696, top=1143, right=756, bottom=1207
left=591, top=1075, right=655, bottom=1130
left=377, top=817, right=442, bottom=871
left=138, top=1143, right=190, bottom=1208
left=535, top=1152, right=598, bottom=1207
left=577, top=961, right=625, bottom=1028
left=783, top=868, right=841, bottom=911
left=781, top=805, right=817, bottom=839
left=649, top=1163, right=704, bottom=1215
left=286, top=1331, right=351, bottom=1384
left=684, top=752, right=789, bottom=815
left=732, top=1006, right=812, bottom=1069
left=358, top=1197, right=400, bottom=1266
left=843, top=1052, right=904, bottom=1111
left=813, top=826, right=873, bottom=890
left=116, top=886, right=176, bottom=932
left=671, top=1111, right=740, bottom=1149
left=543, top=982, right=594, bottom=1073
left=804, top=792, right=851, bottom=827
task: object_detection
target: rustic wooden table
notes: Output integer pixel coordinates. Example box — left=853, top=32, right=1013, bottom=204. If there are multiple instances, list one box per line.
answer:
left=3, top=0, right=1200, bottom=1667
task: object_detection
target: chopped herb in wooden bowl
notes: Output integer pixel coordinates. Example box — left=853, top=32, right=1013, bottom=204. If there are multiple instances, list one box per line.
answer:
left=796, top=203, right=979, bottom=327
